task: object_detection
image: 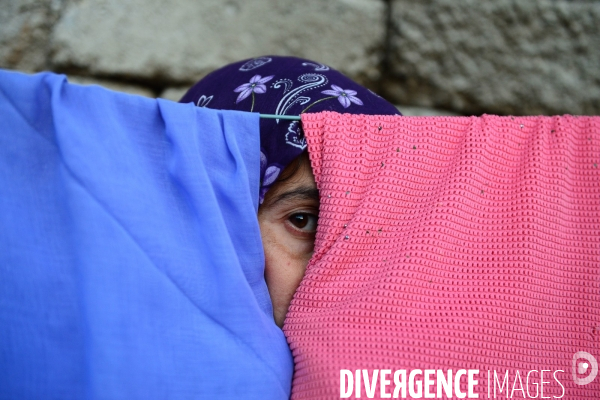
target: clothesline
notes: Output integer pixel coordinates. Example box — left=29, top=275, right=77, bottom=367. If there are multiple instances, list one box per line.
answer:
left=259, top=113, right=301, bottom=120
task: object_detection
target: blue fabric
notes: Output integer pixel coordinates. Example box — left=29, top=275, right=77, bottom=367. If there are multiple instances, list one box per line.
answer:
left=0, top=69, right=293, bottom=399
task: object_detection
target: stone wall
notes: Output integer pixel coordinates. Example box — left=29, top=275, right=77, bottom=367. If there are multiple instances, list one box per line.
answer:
left=1, top=0, right=599, bottom=116
left=385, top=0, right=600, bottom=116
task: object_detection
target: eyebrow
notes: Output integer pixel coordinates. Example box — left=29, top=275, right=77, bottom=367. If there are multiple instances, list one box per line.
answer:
left=271, top=186, right=320, bottom=205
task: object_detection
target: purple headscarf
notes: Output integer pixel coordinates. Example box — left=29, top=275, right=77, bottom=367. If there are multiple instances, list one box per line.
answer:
left=179, top=55, right=401, bottom=203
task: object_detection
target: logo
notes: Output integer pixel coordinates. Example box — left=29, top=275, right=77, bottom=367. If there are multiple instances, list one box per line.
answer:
left=572, top=351, right=598, bottom=385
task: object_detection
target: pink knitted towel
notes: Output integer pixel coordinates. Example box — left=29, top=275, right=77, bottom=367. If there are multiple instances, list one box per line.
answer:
left=285, top=113, right=600, bottom=399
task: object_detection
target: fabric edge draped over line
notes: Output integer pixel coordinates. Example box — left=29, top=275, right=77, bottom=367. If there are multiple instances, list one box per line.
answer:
left=0, top=69, right=293, bottom=399
left=285, top=111, right=600, bottom=399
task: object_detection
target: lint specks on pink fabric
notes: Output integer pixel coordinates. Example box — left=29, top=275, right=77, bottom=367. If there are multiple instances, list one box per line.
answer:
left=285, top=112, right=599, bottom=399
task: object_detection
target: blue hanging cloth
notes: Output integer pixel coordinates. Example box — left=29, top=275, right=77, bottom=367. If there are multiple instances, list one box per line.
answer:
left=0, top=69, right=293, bottom=399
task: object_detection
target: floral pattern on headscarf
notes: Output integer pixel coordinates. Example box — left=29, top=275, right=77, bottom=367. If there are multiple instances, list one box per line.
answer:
left=234, top=75, right=274, bottom=111
left=322, top=85, right=363, bottom=108
left=179, top=56, right=401, bottom=204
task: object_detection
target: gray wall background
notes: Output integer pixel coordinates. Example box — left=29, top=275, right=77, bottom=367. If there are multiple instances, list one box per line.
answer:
left=1, top=0, right=599, bottom=116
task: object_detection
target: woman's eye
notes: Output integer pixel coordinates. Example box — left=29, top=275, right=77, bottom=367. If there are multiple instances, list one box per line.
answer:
left=288, top=213, right=318, bottom=232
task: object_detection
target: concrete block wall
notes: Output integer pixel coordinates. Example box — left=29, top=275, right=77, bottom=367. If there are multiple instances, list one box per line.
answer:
left=2, top=0, right=599, bottom=116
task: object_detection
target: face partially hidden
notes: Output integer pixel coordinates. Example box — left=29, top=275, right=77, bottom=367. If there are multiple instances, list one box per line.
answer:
left=258, top=153, right=319, bottom=328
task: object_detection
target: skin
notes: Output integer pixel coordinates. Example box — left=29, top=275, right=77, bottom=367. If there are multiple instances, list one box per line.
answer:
left=257, top=153, right=319, bottom=328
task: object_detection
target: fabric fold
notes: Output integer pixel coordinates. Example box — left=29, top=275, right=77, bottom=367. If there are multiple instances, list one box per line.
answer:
left=0, top=69, right=292, bottom=400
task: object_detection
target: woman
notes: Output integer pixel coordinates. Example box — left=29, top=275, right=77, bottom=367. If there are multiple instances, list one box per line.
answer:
left=179, top=55, right=401, bottom=327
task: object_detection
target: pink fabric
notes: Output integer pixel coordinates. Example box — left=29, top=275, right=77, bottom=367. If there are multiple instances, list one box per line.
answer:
left=285, top=113, right=600, bottom=399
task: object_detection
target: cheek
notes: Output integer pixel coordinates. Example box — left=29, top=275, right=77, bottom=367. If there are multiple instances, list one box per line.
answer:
left=261, top=223, right=310, bottom=292
left=259, top=222, right=312, bottom=314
